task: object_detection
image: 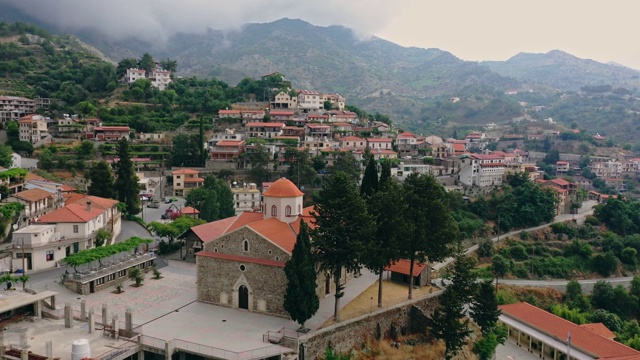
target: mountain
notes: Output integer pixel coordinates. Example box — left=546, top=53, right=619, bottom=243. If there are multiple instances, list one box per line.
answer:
left=483, top=50, right=640, bottom=91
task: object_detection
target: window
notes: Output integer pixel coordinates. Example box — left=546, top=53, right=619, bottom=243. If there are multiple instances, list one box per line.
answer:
left=285, top=206, right=292, bottom=216
left=271, top=205, right=277, bottom=217
left=298, top=205, right=301, bottom=214
left=239, top=264, right=246, bottom=272
left=73, top=225, right=79, bottom=233
left=46, top=250, right=54, bottom=261
left=243, top=240, right=249, bottom=252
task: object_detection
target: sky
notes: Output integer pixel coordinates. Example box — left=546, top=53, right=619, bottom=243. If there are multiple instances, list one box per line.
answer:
left=3, top=0, right=640, bottom=69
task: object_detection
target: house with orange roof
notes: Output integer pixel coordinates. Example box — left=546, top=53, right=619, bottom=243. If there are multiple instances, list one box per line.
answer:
left=385, top=259, right=430, bottom=287
left=339, top=135, right=366, bottom=150
left=187, top=178, right=340, bottom=317
left=366, top=137, right=393, bottom=150
left=172, top=168, right=204, bottom=197
left=13, top=196, right=121, bottom=272
left=500, top=302, right=640, bottom=360
left=556, top=160, right=570, bottom=175
left=93, top=126, right=130, bottom=141
left=210, top=140, right=245, bottom=160
left=218, top=109, right=242, bottom=119
left=271, top=91, right=298, bottom=110
left=245, top=122, right=285, bottom=138
left=9, top=188, right=61, bottom=225
left=354, top=148, right=398, bottom=162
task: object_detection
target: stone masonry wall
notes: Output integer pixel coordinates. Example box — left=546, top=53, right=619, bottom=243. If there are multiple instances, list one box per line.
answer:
left=300, top=291, right=442, bottom=360
left=202, top=227, right=290, bottom=262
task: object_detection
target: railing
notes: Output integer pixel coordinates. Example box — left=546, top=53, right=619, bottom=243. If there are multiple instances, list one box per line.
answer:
left=139, top=335, right=292, bottom=360
left=63, top=253, right=156, bottom=283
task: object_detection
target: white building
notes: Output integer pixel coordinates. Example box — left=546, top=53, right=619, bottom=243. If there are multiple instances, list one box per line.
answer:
left=458, top=154, right=506, bottom=187
left=297, top=90, right=323, bottom=113
left=18, top=114, right=49, bottom=144
left=0, top=96, right=36, bottom=124
left=11, top=152, right=21, bottom=169
left=11, top=224, right=59, bottom=272
left=271, top=91, right=298, bottom=110
left=208, top=129, right=244, bottom=148
left=149, top=69, right=172, bottom=91
left=245, top=122, right=285, bottom=139
left=124, top=68, right=146, bottom=83
left=231, top=183, right=262, bottom=215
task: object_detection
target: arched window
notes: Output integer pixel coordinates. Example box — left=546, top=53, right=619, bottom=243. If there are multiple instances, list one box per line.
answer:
left=271, top=205, right=277, bottom=217
left=285, top=205, right=292, bottom=216
left=298, top=204, right=301, bottom=214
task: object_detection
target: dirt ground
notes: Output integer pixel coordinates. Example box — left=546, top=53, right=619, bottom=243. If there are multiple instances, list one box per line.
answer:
left=322, top=279, right=438, bottom=327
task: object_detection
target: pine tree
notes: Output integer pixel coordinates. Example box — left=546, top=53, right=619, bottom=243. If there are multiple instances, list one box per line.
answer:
left=402, top=174, right=459, bottom=299
left=283, top=222, right=319, bottom=330
left=360, top=156, right=378, bottom=197
left=430, top=287, right=472, bottom=359
left=312, top=171, right=374, bottom=322
left=470, top=280, right=501, bottom=334
left=114, top=138, right=140, bottom=215
left=88, top=161, right=116, bottom=199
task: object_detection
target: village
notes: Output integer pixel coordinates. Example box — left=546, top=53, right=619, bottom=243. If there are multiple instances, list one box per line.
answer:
left=1, top=69, right=640, bottom=360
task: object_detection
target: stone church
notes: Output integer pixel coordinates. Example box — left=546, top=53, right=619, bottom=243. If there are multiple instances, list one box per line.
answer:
left=186, top=178, right=340, bottom=317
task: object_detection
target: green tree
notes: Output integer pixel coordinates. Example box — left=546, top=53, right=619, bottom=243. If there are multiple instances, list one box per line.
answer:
left=473, top=325, right=507, bottom=360
left=0, top=144, right=12, bottom=168
left=283, top=222, right=319, bottom=330
left=95, top=228, right=111, bottom=247
left=159, top=58, right=178, bottom=72
left=88, top=161, right=116, bottom=199
left=247, top=144, right=270, bottom=183
left=185, top=175, right=235, bottom=222
left=402, top=174, right=459, bottom=299
left=139, top=52, right=155, bottom=73
left=591, top=251, right=619, bottom=276
left=591, top=281, right=614, bottom=311
left=491, top=254, right=510, bottom=290
left=284, top=147, right=317, bottom=187
left=363, top=179, right=406, bottom=307
left=312, top=172, right=374, bottom=322
left=128, top=267, right=144, bottom=287
left=329, top=152, right=361, bottom=185
left=565, top=280, right=590, bottom=311
left=360, top=156, right=378, bottom=197
left=449, top=253, right=478, bottom=305
left=116, top=58, right=139, bottom=78
left=77, top=140, right=95, bottom=159
left=430, top=286, right=472, bottom=359
left=114, top=139, right=140, bottom=215
left=470, top=280, right=501, bottom=333
left=379, top=160, right=391, bottom=186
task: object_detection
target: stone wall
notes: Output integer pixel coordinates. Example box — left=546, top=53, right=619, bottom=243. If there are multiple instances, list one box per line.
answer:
left=202, top=227, right=290, bottom=263
left=300, top=291, right=442, bottom=360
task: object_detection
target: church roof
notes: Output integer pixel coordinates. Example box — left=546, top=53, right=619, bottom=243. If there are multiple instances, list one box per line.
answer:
left=248, top=218, right=297, bottom=253
left=262, top=178, right=304, bottom=198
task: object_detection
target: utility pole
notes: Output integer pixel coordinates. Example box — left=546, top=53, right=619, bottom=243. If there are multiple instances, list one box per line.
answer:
left=160, top=155, right=164, bottom=200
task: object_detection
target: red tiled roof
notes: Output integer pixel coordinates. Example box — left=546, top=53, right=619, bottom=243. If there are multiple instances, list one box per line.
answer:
left=196, top=251, right=285, bottom=268
left=556, top=161, right=569, bottom=165
left=172, top=168, right=199, bottom=175
left=13, top=188, right=53, bottom=202
left=263, top=178, right=303, bottom=198
left=225, top=212, right=265, bottom=233
left=472, top=154, right=503, bottom=160
left=190, top=217, right=238, bottom=243
left=38, top=202, right=104, bottom=223
left=246, top=122, right=285, bottom=127
left=269, top=111, right=295, bottom=116
left=215, top=140, right=244, bottom=147
left=397, top=132, right=416, bottom=138
left=452, top=143, right=466, bottom=152
left=247, top=218, right=297, bottom=253
left=180, top=206, right=200, bottom=215
left=580, top=323, right=616, bottom=340
left=385, top=259, right=427, bottom=277
left=25, top=172, right=45, bottom=181
left=219, top=110, right=241, bottom=114
left=367, top=138, right=392, bottom=143
left=550, top=178, right=571, bottom=186
left=500, top=302, right=640, bottom=359
left=341, top=136, right=365, bottom=142
left=95, top=126, right=130, bottom=131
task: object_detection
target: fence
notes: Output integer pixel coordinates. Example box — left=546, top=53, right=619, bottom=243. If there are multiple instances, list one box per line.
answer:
left=139, top=335, right=290, bottom=360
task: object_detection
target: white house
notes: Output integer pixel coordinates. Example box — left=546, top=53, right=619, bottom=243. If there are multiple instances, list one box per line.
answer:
left=11, top=224, right=59, bottom=272
left=230, top=183, right=262, bottom=215
left=297, top=90, right=323, bottom=113
left=11, top=152, right=21, bottom=169
left=458, top=154, right=506, bottom=187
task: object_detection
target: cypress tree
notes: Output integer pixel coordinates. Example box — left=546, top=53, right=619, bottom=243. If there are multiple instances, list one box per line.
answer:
left=360, top=156, right=378, bottom=197
left=283, top=222, right=319, bottom=330
left=114, top=138, right=141, bottom=214
left=470, top=280, right=502, bottom=334
left=88, top=161, right=116, bottom=199
left=379, top=160, right=391, bottom=188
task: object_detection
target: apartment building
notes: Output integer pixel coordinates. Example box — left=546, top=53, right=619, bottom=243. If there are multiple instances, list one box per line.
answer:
left=230, top=183, right=261, bottom=215
left=172, top=168, right=204, bottom=197
left=18, top=115, right=49, bottom=144
left=458, top=154, right=506, bottom=187
left=245, top=122, right=285, bottom=138
left=297, top=90, right=323, bottom=113
left=0, top=96, right=35, bottom=124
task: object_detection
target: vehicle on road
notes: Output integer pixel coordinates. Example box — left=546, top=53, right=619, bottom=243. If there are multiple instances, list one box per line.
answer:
left=164, top=198, right=173, bottom=204
left=147, top=201, right=160, bottom=208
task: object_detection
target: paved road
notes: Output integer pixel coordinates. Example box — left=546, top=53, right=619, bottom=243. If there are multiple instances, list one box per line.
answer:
left=433, top=200, right=598, bottom=272
left=499, top=276, right=634, bottom=294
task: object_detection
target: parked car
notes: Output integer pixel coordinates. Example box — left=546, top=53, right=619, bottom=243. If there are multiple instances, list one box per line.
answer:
left=165, top=198, right=173, bottom=204
left=147, top=201, right=160, bottom=208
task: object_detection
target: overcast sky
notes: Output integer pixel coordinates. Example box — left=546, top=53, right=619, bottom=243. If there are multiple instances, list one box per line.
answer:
left=4, top=0, right=640, bottom=68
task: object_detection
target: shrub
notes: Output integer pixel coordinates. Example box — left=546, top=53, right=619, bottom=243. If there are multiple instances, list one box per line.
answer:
left=477, top=239, right=494, bottom=258
left=128, top=267, right=144, bottom=287
left=152, top=266, right=161, bottom=279
left=509, top=244, right=528, bottom=261
left=585, top=215, right=600, bottom=226
left=591, top=251, right=619, bottom=276
left=519, top=231, right=529, bottom=240
left=512, top=264, right=529, bottom=279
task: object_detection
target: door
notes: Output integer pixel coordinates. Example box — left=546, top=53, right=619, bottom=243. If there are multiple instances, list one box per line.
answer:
left=89, top=281, right=95, bottom=293
left=73, top=242, right=79, bottom=253
left=239, top=285, right=249, bottom=310
left=325, top=276, right=331, bottom=296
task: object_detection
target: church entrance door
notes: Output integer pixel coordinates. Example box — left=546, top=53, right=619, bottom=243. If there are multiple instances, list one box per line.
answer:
left=239, top=285, right=249, bottom=309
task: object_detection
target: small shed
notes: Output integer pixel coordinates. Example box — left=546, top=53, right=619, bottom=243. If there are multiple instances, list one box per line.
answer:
left=385, top=259, right=430, bottom=287
left=180, top=206, right=200, bottom=219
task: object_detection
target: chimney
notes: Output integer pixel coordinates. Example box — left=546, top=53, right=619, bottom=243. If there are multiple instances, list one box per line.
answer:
left=86, top=201, right=92, bottom=212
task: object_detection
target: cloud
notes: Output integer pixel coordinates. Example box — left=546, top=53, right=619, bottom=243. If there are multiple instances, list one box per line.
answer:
left=1, top=0, right=399, bottom=42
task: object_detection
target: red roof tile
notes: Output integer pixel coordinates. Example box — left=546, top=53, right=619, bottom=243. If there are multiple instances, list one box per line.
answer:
left=180, top=206, right=200, bottom=215
left=190, top=217, right=238, bottom=243
left=246, top=122, right=285, bottom=127
left=500, top=302, right=640, bottom=359
left=263, top=178, right=303, bottom=198
left=247, top=218, right=297, bottom=253
left=579, top=323, right=616, bottom=340
left=385, top=259, right=427, bottom=277
left=13, top=188, right=53, bottom=202
left=172, top=168, right=199, bottom=175
left=196, top=251, right=285, bottom=267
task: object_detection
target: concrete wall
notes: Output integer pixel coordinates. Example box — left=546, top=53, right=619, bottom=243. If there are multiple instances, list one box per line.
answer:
left=300, top=291, right=442, bottom=360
